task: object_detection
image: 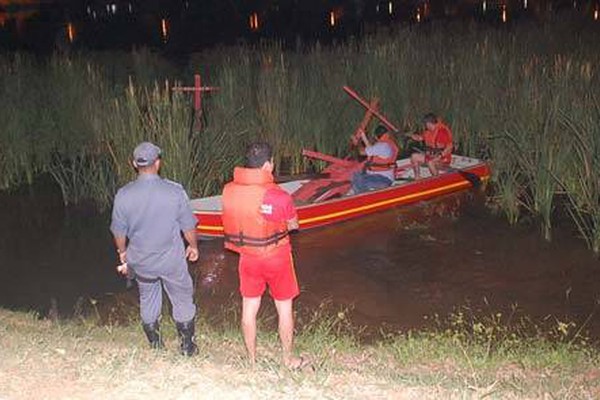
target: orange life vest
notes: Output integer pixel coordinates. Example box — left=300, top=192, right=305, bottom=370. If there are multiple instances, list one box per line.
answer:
left=222, top=166, right=290, bottom=255
left=424, top=122, right=453, bottom=164
left=366, top=133, right=400, bottom=172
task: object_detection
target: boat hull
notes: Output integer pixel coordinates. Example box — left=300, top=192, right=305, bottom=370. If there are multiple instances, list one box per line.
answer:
left=193, top=158, right=490, bottom=238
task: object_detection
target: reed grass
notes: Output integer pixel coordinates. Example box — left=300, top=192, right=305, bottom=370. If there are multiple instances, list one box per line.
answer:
left=0, top=19, right=599, bottom=251
left=556, top=108, right=600, bottom=253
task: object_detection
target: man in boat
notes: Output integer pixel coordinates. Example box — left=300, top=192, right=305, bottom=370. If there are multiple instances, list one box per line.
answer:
left=110, top=141, right=199, bottom=356
left=408, top=113, right=454, bottom=179
left=221, top=142, right=304, bottom=369
left=351, top=125, right=399, bottom=194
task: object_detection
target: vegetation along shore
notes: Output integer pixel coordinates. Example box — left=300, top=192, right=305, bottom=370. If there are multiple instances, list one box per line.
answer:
left=1, top=20, right=599, bottom=251
left=1, top=17, right=600, bottom=399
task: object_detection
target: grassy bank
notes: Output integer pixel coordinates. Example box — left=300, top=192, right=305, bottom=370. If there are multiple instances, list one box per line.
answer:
left=1, top=307, right=598, bottom=399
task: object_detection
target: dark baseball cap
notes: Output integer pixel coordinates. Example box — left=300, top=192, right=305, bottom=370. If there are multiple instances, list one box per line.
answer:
left=133, top=142, right=161, bottom=167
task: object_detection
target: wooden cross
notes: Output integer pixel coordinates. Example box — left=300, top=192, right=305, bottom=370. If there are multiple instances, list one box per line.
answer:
left=343, top=86, right=399, bottom=132
left=172, top=73, right=219, bottom=131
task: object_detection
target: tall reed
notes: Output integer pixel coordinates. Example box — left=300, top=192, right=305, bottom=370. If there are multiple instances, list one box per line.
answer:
left=556, top=107, right=600, bottom=253
left=1, top=20, right=600, bottom=253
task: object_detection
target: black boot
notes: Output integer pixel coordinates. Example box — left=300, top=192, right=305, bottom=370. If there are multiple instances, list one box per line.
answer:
left=142, top=321, right=164, bottom=349
left=176, top=319, right=198, bottom=357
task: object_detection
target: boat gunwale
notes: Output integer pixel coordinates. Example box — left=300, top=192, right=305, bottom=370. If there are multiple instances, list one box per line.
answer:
left=192, top=159, right=489, bottom=212
left=192, top=158, right=490, bottom=237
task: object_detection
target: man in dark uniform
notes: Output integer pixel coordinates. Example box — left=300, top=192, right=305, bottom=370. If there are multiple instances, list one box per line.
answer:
left=110, top=141, right=199, bottom=356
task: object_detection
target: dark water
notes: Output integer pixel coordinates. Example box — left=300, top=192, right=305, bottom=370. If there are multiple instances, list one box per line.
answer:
left=1, top=179, right=599, bottom=340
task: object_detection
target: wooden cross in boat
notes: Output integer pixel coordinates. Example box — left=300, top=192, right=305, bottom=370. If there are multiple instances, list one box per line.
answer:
left=172, top=73, right=219, bottom=132
left=343, top=85, right=399, bottom=133
left=350, top=97, right=380, bottom=147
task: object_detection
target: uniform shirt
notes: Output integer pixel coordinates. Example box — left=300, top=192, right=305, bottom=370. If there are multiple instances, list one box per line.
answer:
left=365, top=141, right=395, bottom=181
left=110, top=174, right=197, bottom=271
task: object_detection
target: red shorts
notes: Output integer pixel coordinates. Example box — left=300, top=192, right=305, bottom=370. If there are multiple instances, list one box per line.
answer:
left=238, top=246, right=299, bottom=300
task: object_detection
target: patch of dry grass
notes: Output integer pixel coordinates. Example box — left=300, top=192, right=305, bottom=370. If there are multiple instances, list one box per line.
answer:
left=0, top=308, right=598, bottom=399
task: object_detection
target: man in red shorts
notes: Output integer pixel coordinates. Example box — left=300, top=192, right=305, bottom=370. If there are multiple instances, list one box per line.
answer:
left=221, top=142, right=303, bottom=368
left=409, top=113, right=454, bottom=179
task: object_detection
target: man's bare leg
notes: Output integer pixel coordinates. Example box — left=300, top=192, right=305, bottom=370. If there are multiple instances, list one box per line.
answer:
left=428, top=159, right=440, bottom=176
left=242, top=296, right=262, bottom=366
left=411, top=153, right=425, bottom=180
left=274, top=298, right=301, bottom=367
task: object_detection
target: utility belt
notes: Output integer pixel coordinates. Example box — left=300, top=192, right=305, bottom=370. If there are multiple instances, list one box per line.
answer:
left=224, top=230, right=289, bottom=248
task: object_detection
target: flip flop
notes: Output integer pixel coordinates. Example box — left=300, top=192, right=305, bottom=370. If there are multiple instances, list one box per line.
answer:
left=285, top=356, right=311, bottom=371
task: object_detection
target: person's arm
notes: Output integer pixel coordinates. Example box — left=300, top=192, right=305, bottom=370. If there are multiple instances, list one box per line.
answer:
left=110, top=192, right=129, bottom=273
left=441, top=142, right=453, bottom=158
left=409, top=132, right=424, bottom=141
left=183, top=229, right=199, bottom=262
left=354, top=130, right=371, bottom=156
left=437, top=129, right=453, bottom=159
left=113, top=236, right=127, bottom=263
left=359, top=130, right=372, bottom=148
left=177, top=189, right=200, bottom=262
left=287, top=216, right=299, bottom=232
left=263, top=188, right=298, bottom=232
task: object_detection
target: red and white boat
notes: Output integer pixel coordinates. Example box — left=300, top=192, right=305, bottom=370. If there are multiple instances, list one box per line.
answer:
left=191, top=86, right=490, bottom=237
left=191, top=153, right=491, bottom=238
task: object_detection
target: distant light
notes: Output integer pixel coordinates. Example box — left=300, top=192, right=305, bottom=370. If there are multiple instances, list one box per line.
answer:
left=416, top=9, right=421, bottom=22
left=573, top=1, right=577, bottom=9
left=106, top=5, right=110, bottom=13
left=330, top=10, right=336, bottom=26
left=67, top=22, right=75, bottom=43
left=376, top=4, right=380, bottom=14
left=388, top=1, right=393, bottom=15
left=92, top=11, right=97, bottom=20
left=502, top=5, right=507, bottom=23
left=482, top=1, right=487, bottom=13
left=161, top=18, right=168, bottom=43
left=128, top=3, right=133, bottom=13
left=249, top=12, right=259, bottom=31
left=523, top=0, right=528, bottom=9
left=111, top=4, right=117, bottom=14
left=86, top=6, right=91, bottom=15
left=595, top=7, right=599, bottom=20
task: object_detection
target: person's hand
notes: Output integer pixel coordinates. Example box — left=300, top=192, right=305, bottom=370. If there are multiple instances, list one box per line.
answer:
left=117, top=249, right=127, bottom=264
left=186, top=246, right=199, bottom=262
left=116, top=262, right=128, bottom=276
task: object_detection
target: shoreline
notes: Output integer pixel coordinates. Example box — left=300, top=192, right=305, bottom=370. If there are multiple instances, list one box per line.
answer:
left=1, top=307, right=598, bottom=399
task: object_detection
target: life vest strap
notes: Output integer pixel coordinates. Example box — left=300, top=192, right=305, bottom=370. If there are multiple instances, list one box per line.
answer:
left=364, top=160, right=396, bottom=173
left=425, top=146, right=444, bottom=155
left=365, top=160, right=396, bottom=168
left=224, top=230, right=289, bottom=247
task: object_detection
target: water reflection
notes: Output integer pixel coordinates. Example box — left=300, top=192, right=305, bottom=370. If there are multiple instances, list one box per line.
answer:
left=66, top=22, right=75, bottom=43
left=249, top=12, right=259, bottom=31
left=160, top=18, right=168, bottom=43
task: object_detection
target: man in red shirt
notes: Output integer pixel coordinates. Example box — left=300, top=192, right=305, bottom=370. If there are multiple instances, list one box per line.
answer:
left=221, top=142, right=304, bottom=369
left=409, top=113, right=454, bottom=179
